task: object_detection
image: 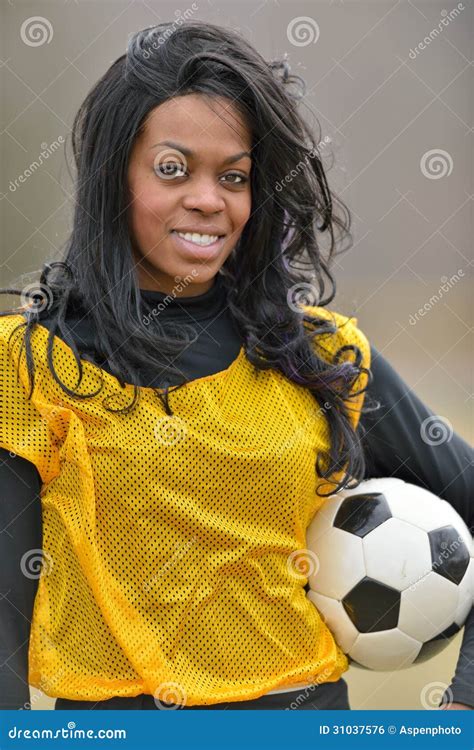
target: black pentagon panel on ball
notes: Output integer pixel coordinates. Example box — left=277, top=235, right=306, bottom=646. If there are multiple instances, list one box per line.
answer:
left=414, top=622, right=461, bottom=663
left=333, top=493, right=392, bottom=537
left=428, top=525, right=470, bottom=585
left=342, top=577, right=400, bottom=632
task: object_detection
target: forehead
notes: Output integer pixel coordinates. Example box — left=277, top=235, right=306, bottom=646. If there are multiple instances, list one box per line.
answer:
left=141, top=94, right=252, bottom=153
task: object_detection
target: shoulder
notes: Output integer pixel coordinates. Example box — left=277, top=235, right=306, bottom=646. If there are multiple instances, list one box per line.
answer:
left=298, top=304, right=371, bottom=368
left=0, top=313, right=52, bottom=393
left=0, top=313, right=28, bottom=359
left=0, top=312, right=26, bottom=335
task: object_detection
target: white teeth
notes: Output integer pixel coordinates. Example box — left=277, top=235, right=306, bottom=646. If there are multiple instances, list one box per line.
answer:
left=174, top=231, right=220, bottom=246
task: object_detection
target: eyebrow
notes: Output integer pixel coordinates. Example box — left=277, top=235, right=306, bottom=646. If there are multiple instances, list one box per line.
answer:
left=149, top=140, right=252, bottom=164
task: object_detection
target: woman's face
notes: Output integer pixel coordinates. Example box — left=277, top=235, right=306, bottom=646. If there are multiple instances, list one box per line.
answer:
left=127, top=93, right=253, bottom=296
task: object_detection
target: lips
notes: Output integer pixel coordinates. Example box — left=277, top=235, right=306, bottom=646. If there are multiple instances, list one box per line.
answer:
left=169, top=230, right=227, bottom=258
left=171, top=229, right=226, bottom=237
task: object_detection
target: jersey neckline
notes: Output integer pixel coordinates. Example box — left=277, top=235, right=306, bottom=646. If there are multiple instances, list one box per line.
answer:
left=10, top=315, right=246, bottom=397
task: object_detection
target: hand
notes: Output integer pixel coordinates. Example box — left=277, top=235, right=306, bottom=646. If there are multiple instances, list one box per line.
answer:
left=439, top=702, right=473, bottom=710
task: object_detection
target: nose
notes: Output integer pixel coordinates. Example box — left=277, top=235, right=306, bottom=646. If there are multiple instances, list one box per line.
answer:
left=181, top=177, right=226, bottom=213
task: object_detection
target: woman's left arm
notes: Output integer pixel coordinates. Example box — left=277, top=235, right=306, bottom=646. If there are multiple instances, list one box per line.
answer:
left=357, top=344, right=474, bottom=710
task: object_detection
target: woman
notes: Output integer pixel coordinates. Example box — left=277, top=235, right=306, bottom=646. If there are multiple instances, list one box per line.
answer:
left=0, top=21, right=472, bottom=710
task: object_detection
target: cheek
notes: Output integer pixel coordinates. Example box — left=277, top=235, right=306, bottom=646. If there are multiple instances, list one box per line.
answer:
left=130, top=182, right=171, bottom=233
left=239, top=192, right=252, bottom=225
left=231, top=189, right=251, bottom=225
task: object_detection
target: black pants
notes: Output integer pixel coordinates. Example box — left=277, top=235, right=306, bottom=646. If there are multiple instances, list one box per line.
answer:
left=55, top=677, right=350, bottom=710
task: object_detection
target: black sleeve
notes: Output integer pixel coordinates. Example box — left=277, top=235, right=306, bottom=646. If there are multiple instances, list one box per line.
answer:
left=0, top=448, right=42, bottom=710
left=358, top=344, right=474, bottom=708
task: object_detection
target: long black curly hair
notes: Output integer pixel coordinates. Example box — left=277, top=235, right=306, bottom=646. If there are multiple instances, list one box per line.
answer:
left=0, top=20, right=378, bottom=496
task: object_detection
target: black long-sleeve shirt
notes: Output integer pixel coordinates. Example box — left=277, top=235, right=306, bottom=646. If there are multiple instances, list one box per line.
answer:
left=1, top=274, right=472, bottom=708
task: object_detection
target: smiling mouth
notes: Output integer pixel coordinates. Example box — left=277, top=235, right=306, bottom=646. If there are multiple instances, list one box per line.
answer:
left=170, top=229, right=226, bottom=237
left=170, top=230, right=227, bottom=247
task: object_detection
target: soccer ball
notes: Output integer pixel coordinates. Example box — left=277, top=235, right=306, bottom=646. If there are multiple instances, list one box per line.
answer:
left=305, top=477, right=474, bottom=671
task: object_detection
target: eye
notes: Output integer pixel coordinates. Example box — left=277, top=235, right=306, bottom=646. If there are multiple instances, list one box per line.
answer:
left=222, top=173, right=248, bottom=185
left=154, top=164, right=249, bottom=184
left=155, top=162, right=187, bottom=178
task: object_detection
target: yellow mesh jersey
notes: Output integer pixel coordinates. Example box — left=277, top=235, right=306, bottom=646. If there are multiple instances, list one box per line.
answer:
left=0, top=307, right=370, bottom=705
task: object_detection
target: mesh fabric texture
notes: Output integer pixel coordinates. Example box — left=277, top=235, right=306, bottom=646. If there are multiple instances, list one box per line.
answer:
left=0, top=307, right=370, bottom=705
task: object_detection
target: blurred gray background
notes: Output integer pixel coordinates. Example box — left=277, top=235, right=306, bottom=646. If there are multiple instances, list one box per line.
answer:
left=1, top=0, right=472, bottom=711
